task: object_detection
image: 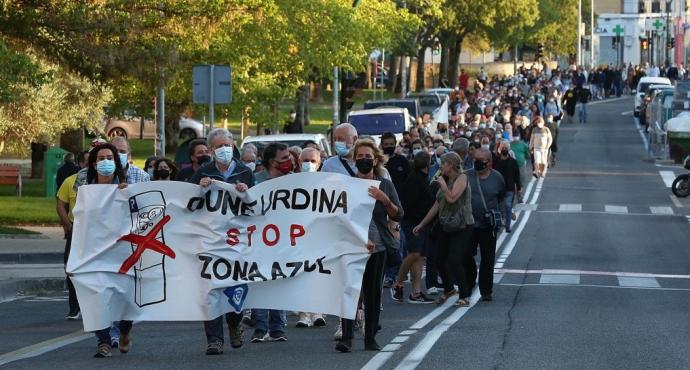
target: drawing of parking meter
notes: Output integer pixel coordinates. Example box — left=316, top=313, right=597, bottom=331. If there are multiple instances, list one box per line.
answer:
left=126, top=191, right=170, bottom=307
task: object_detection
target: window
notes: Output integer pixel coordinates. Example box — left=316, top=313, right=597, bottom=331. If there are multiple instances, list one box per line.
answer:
left=639, top=0, right=647, bottom=13
left=651, top=0, right=661, bottom=12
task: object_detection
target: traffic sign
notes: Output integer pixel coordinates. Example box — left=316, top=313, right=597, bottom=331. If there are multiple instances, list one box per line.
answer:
left=192, top=65, right=232, bottom=105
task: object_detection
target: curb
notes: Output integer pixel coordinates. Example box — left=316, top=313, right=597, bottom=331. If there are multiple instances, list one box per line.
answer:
left=0, top=278, right=65, bottom=302
left=0, top=253, right=63, bottom=264
left=0, top=234, right=49, bottom=240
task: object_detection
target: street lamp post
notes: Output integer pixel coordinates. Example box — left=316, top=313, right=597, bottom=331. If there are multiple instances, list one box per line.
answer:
left=666, top=0, right=671, bottom=65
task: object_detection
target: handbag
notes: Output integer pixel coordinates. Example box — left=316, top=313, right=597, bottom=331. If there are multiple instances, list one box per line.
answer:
left=475, top=173, right=503, bottom=234
left=437, top=177, right=467, bottom=232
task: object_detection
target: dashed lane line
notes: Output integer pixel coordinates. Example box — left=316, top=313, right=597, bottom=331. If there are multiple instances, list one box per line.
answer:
left=494, top=268, right=690, bottom=280
left=0, top=330, right=90, bottom=366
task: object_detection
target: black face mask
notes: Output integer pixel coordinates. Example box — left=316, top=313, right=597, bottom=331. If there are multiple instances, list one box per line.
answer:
left=474, top=160, right=489, bottom=172
left=500, top=149, right=509, bottom=156
left=382, top=147, right=395, bottom=156
left=197, top=155, right=211, bottom=164
left=355, top=158, right=374, bottom=174
left=155, top=169, right=170, bottom=179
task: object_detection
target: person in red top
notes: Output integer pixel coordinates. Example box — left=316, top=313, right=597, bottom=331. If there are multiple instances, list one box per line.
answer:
left=458, top=69, right=470, bottom=90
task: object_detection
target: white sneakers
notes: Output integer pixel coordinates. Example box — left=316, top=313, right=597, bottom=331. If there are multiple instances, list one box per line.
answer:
left=296, top=312, right=312, bottom=327
left=333, top=321, right=343, bottom=341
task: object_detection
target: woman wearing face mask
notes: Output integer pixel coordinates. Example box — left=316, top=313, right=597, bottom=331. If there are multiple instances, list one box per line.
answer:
left=409, top=140, right=427, bottom=160
left=144, top=156, right=160, bottom=178
left=413, top=152, right=474, bottom=307
left=79, top=143, right=131, bottom=358
left=529, top=116, right=553, bottom=178
left=336, top=139, right=403, bottom=353
left=152, top=158, right=178, bottom=181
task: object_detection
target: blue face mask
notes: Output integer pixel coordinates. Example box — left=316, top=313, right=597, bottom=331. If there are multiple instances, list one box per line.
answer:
left=214, top=146, right=234, bottom=165
left=118, top=153, right=129, bottom=167
left=96, top=159, right=116, bottom=176
left=334, top=141, right=349, bottom=157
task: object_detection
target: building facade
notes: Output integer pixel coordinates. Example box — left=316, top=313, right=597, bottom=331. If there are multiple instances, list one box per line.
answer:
left=594, top=0, right=688, bottom=66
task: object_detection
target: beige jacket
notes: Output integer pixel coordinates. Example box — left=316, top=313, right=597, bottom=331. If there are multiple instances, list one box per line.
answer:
left=529, top=126, right=553, bottom=151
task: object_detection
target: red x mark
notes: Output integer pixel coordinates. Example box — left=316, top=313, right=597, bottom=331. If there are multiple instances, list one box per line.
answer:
left=117, top=214, right=176, bottom=274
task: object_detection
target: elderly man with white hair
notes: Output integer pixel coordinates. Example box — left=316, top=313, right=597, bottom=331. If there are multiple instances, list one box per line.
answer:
left=321, top=123, right=358, bottom=175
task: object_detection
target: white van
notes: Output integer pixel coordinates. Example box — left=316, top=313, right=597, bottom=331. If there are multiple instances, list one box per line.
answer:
left=347, top=107, right=414, bottom=145
left=635, top=77, right=671, bottom=116
left=241, top=133, right=332, bottom=156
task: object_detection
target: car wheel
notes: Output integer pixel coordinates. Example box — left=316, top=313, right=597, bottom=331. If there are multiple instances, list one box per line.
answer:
left=108, top=127, right=127, bottom=139
left=179, top=128, right=197, bottom=141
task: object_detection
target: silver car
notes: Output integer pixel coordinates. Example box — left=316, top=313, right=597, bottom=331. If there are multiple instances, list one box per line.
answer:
left=102, top=116, right=204, bottom=140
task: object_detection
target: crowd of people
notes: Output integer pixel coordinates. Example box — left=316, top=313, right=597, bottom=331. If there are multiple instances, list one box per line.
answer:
left=51, top=62, right=616, bottom=358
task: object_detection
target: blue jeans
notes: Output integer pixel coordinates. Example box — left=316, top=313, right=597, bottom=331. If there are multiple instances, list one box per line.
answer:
left=504, top=191, right=515, bottom=231
left=109, top=321, right=120, bottom=341
left=204, top=312, right=242, bottom=344
left=253, top=309, right=286, bottom=334
left=578, top=103, right=587, bottom=123
left=96, top=321, right=132, bottom=346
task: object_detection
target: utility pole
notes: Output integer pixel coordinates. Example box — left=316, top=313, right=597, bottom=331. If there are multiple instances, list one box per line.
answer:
left=665, top=0, right=671, bottom=65
left=577, top=0, right=582, bottom=66
left=590, top=0, right=594, bottom=67
left=332, top=66, right=339, bottom=126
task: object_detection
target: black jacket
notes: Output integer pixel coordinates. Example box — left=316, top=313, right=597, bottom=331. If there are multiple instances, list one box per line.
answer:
left=494, top=155, right=522, bottom=193
left=189, top=160, right=255, bottom=187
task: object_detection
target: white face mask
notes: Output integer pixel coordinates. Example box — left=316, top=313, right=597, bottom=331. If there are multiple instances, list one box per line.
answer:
left=481, top=144, right=490, bottom=150
left=244, top=162, right=256, bottom=172
left=301, top=162, right=318, bottom=173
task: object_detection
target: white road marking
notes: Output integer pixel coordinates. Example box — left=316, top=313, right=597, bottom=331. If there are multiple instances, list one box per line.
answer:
left=494, top=273, right=504, bottom=283
left=617, top=276, right=661, bottom=288
left=559, top=203, right=582, bottom=212
left=362, top=176, right=542, bottom=370
left=650, top=206, right=674, bottom=215
left=500, top=283, right=690, bottom=292
left=381, top=344, right=402, bottom=352
left=391, top=336, right=410, bottom=344
left=394, top=291, right=481, bottom=370
left=670, top=194, right=683, bottom=208
left=539, top=210, right=678, bottom=218
left=620, top=111, right=633, bottom=116
left=495, top=268, right=690, bottom=280
left=0, top=330, right=91, bottom=366
left=539, top=274, right=580, bottom=285
left=604, top=205, right=628, bottom=214
left=659, top=171, right=676, bottom=188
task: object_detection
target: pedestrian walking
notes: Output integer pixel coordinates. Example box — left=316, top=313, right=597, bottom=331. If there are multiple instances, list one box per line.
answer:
left=529, top=117, right=552, bottom=178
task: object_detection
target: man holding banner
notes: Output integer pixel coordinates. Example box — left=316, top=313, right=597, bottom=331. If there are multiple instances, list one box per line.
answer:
left=190, top=128, right=256, bottom=355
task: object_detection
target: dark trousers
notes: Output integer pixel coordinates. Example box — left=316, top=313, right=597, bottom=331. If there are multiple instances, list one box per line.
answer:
left=95, top=321, right=132, bottom=345
left=425, top=228, right=440, bottom=289
left=465, top=227, right=497, bottom=297
left=436, top=227, right=474, bottom=298
left=63, top=233, right=79, bottom=313
left=342, top=250, right=386, bottom=341
left=204, top=312, right=242, bottom=344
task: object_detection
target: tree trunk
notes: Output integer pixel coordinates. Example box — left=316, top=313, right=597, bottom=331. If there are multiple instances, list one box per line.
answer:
left=30, top=142, right=46, bottom=179
left=292, top=84, right=309, bottom=133
left=439, top=43, right=450, bottom=86
left=389, top=55, right=400, bottom=93
left=415, top=46, right=426, bottom=92
left=449, top=39, right=463, bottom=87
left=59, top=128, right=84, bottom=154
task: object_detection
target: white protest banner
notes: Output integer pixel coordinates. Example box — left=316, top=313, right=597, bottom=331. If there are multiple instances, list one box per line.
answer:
left=67, top=172, right=378, bottom=332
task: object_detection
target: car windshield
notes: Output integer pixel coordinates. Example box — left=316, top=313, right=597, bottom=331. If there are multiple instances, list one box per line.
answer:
left=349, top=114, right=406, bottom=135
left=243, top=140, right=311, bottom=152
left=640, top=82, right=669, bottom=93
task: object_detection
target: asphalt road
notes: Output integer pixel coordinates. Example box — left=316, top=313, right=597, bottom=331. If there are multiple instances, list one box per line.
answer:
left=3, top=97, right=690, bottom=369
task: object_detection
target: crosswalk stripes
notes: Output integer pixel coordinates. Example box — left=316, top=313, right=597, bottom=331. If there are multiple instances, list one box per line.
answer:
left=558, top=204, right=582, bottom=212
left=649, top=206, right=674, bottom=215
left=659, top=171, right=676, bottom=188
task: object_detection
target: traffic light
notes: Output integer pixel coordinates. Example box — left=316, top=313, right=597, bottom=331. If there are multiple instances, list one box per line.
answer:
left=641, top=38, right=649, bottom=50
left=536, top=43, right=544, bottom=60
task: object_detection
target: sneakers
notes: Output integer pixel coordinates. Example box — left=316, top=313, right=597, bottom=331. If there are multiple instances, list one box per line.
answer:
left=94, top=343, right=112, bottom=358
left=65, top=310, right=80, bottom=320
left=205, top=340, right=223, bottom=355
left=333, top=322, right=343, bottom=341
left=296, top=312, right=312, bottom=328
left=312, top=313, right=326, bottom=327
left=408, top=292, right=434, bottom=304
left=383, top=276, right=394, bottom=288
left=364, top=338, right=381, bottom=351
left=241, top=310, right=254, bottom=327
left=118, top=333, right=131, bottom=354
left=110, top=337, right=119, bottom=349
left=335, top=339, right=352, bottom=353
left=269, top=331, right=287, bottom=342
left=482, top=295, right=493, bottom=302
left=229, top=324, right=243, bottom=348
left=426, top=287, right=440, bottom=295
left=251, top=331, right=267, bottom=343
left=391, top=285, right=403, bottom=303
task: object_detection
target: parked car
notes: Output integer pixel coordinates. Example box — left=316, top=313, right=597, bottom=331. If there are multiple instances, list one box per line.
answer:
left=650, top=90, right=675, bottom=131
left=347, top=107, right=413, bottom=145
left=635, top=77, right=671, bottom=116
left=424, top=88, right=454, bottom=97
left=102, top=116, right=204, bottom=140
left=640, top=85, right=674, bottom=128
left=363, top=98, right=421, bottom=119
left=240, top=133, right=332, bottom=157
